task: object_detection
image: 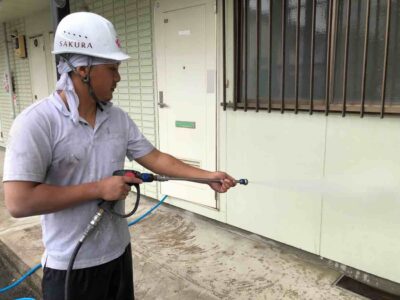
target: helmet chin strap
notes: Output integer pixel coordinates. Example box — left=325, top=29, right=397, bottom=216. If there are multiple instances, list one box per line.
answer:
left=82, top=65, right=106, bottom=112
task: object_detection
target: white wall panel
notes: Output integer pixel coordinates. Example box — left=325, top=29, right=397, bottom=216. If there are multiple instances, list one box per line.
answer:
left=224, top=109, right=400, bottom=283
left=321, top=115, right=400, bottom=283
left=70, top=0, right=157, bottom=197
left=225, top=111, right=326, bottom=254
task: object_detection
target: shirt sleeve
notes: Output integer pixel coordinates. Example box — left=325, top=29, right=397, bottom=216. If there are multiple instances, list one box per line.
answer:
left=125, top=114, right=154, bottom=160
left=3, top=111, right=52, bottom=183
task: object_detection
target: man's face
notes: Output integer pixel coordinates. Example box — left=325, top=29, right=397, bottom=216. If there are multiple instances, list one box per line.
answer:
left=89, top=63, right=121, bottom=101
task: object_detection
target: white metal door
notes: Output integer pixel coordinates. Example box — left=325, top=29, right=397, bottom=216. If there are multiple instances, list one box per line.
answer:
left=49, top=32, right=58, bottom=91
left=28, top=35, right=49, bottom=102
left=155, top=0, right=217, bottom=207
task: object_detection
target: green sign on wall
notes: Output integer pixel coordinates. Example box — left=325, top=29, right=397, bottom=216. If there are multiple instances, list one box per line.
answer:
left=175, top=121, right=196, bottom=129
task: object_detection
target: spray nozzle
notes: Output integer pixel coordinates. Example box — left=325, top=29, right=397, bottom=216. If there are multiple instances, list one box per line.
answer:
left=238, top=179, right=248, bottom=185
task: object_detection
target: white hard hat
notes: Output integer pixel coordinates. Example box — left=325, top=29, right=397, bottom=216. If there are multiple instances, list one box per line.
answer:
left=52, top=12, right=130, bottom=61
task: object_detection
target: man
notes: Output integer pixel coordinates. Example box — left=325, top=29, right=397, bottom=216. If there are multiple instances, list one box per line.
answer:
left=2, top=12, right=235, bottom=300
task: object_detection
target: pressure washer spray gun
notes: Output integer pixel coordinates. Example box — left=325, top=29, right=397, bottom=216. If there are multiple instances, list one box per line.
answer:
left=113, top=169, right=249, bottom=186
left=65, top=169, right=248, bottom=300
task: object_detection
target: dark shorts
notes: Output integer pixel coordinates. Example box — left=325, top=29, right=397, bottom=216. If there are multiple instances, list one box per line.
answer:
left=42, top=244, right=134, bottom=300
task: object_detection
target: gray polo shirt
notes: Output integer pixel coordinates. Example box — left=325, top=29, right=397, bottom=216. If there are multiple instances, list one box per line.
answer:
left=3, top=92, right=154, bottom=270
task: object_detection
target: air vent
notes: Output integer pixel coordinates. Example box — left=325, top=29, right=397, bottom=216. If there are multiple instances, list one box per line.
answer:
left=335, top=275, right=400, bottom=300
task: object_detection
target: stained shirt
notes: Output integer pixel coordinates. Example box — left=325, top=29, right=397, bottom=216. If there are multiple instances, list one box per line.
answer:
left=3, top=92, right=154, bottom=269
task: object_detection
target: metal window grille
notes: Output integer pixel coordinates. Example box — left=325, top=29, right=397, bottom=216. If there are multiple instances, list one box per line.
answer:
left=223, top=0, right=400, bottom=117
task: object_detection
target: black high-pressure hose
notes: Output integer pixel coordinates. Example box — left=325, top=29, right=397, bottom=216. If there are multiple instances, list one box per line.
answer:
left=64, top=182, right=141, bottom=300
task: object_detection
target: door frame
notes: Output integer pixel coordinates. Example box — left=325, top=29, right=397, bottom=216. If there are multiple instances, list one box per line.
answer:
left=27, top=34, right=50, bottom=102
left=152, top=0, right=221, bottom=210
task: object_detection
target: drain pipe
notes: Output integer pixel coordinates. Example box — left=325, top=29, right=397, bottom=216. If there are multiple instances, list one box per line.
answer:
left=2, top=22, right=16, bottom=119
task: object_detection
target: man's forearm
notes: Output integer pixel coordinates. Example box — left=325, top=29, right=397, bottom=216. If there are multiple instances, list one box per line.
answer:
left=138, top=150, right=213, bottom=179
left=4, top=181, right=101, bottom=218
left=136, top=149, right=236, bottom=193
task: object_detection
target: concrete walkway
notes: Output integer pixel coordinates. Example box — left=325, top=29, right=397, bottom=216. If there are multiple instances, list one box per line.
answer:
left=0, top=147, right=363, bottom=300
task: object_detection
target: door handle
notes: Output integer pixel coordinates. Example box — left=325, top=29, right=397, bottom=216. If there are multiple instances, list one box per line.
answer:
left=158, top=91, right=167, bottom=108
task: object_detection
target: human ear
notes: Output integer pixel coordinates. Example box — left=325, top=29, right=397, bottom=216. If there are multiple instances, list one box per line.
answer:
left=75, top=66, right=89, bottom=81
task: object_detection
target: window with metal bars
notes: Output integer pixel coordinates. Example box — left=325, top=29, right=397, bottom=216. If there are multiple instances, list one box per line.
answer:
left=222, top=0, right=400, bottom=117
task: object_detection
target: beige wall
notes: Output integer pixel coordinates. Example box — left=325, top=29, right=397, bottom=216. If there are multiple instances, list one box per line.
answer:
left=25, top=9, right=57, bottom=95
left=0, top=146, right=4, bottom=176
left=214, top=0, right=400, bottom=284
left=0, top=9, right=54, bottom=147
left=221, top=110, right=400, bottom=283
left=0, top=24, right=12, bottom=146
left=148, top=0, right=400, bottom=283
left=69, top=0, right=159, bottom=198
left=321, top=115, right=400, bottom=283
left=224, top=112, right=325, bottom=254
left=0, top=18, right=32, bottom=146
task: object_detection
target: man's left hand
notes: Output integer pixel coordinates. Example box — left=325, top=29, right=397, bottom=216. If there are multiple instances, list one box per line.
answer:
left=208, top=172, right=236, bottom=193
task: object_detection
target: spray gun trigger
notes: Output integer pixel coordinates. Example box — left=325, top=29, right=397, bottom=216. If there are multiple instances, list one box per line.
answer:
left=125, top=171, right=136, bottom=178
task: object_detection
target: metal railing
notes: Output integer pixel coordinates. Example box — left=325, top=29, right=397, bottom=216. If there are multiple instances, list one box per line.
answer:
left=223, top=0, right=399, bottom=117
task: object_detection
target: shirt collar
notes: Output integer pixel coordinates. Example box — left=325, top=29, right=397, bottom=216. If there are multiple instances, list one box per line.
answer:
left=50, top=92, right=113, bottom=125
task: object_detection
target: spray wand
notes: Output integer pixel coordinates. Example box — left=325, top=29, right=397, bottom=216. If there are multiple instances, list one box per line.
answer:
left=114, top=169, right=249, bottom=185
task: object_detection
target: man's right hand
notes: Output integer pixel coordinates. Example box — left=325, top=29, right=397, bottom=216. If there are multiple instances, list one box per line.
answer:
left=4, top=176, right=144, bottom=218
left=97, top=175, right=142, bottom=201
